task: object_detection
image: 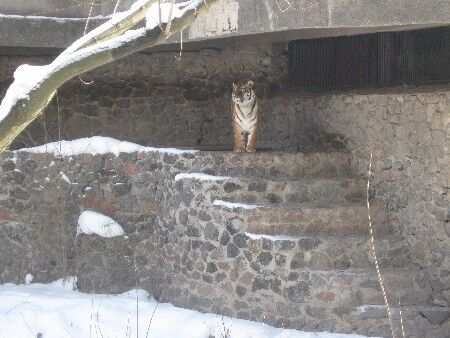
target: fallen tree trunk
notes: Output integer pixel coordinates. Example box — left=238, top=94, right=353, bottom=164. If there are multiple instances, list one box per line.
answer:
left=0, top=0, right=220, bottom=151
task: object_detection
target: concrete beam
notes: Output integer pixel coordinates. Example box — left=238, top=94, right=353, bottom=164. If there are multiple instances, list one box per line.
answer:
left=0, top=0, right=449, bottom=50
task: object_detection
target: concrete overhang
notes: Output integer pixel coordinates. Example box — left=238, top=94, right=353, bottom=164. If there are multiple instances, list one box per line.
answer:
left=0, top=0, right=449, bottom=51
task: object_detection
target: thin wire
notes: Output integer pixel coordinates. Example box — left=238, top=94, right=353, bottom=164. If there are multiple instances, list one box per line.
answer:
left=274, top=0, right=292, bottom=12
left=367, top=151, right=396, bottom=338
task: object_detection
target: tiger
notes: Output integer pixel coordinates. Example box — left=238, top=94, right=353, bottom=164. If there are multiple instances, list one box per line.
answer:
left=231, top=80, right=259, bottom=153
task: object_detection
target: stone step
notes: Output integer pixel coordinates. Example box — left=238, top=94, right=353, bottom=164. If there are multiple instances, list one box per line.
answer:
left=242, top=234, right=410, bottom=270
left=175, top=176, right=366, bottom=205
left=186, top=151, right=352, bottom=179
left=302, top=269, right=432, bottom=307
left=296, top=305, right=450, bottom=337
left=349, top=305, right=450, bottom=338
left=252, top=269, right=433, bottom=308
left=226, top=201, right=391, bottom=238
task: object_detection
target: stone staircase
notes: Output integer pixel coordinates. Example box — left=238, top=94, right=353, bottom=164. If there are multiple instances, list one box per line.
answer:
left=173, top=151, right=449, bottom=337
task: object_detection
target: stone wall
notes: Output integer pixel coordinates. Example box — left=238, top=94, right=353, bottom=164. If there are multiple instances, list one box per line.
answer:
left=0, top=149, right=447, bottom=337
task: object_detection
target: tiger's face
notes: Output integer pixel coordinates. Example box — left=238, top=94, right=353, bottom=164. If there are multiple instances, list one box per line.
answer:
left=232, top=80, right=255, bottom=106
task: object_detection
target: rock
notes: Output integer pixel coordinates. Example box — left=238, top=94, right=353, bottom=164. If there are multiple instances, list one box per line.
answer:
left=233, top=233, right=249, bottom=248
left=257, top=252, right=273, bottom=265
left=306, top=305, right=326, bottom=319
left=419, top=308, right=450, bottom=325
left=220, top=230, right=230, bottom=245
left=204, top=222, right=219, bottom=241
left=248, top=182, right=267, bottom=192
left=298, top=238, right=321, bottom=250
left=206, top=262, right=218, bottom=273
left=290, top=252, right=305, bottom=269
left=10, top=186, right=29, bottom=200
left=283, top=281, right=310, bottom=301
left=252, top=276, right=271, bottom=291
left=236, top=285, right=247, bottom=296
left=275, top=239, right=296, bottom=251
left=1, top=160, right=15, bottom=172
left=227, top=243, right=240, bottom=258
left=223, top=182, right=241, bottom=193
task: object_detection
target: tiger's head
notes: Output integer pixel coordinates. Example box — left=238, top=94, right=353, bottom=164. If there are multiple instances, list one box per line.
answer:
left=232, top=80, right=256, bottom=107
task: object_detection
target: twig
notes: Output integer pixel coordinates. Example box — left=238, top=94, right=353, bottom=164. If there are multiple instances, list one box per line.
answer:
left=399, top=297, right=406, bottom=337
left=19, top=310, right=35, bottom=338
left=164, top=0, right=176, bottom=35
left=274, top=0, right=292, bottom=12
left=113, top=0, right=121, bottom=13
left=78, top=0, right=96, bottom=85
left=136, top=287, right=139, bottom=338
left=90, top=298, right=94, bottom=338
left=144, top=302, right=159, bottom=338
left=366, top=151, right=396, bottom=338
left=84, top=0, right=96, bottom=35
left=175, top=30, right=184, bottom=61
left=56, top=94, right=62, bottom=155
left=158, top=0, right=162, bottom=27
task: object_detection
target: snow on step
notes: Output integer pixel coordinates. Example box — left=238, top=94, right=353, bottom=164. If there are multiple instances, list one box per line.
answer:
left=0, top=278, right=373, bottom=338
left=175, top=173, right=231, bottom=182
left=245, top=202, right=390, bottom=237
left=213, top=199, right=261, bottom=210
left=245, top=232, right=304, bottom=241
left=77, top=211, right=125, bottom=238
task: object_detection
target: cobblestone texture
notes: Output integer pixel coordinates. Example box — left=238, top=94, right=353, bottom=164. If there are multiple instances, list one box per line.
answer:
left=0, top=149, right=448, bottom=337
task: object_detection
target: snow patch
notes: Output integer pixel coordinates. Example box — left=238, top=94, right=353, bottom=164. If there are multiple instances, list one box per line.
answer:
left=174, top=173, right=231, bottom=182
left=356, top=305, right=386, bottom=313
left=48, top=276, right=78, bottom=291
left=145, top=2, right=183, bottom=27
left=60, top=171, right=71, bottom=184
left=24, top=274, right=33, bottom=285
left=245, top=232, right=304, bottom=241
left=145, top=0, right=204, bottom=28
left=0, top=278, right=373, bottom=338
left=213, top=200, right=261, bottom=210
left=77, top=211, right=125, bottom=238
left=18, top=136, right=197, bottom=157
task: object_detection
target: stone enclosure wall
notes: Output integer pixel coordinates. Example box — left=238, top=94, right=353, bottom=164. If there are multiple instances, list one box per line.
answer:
left=0, top=41, right=449, bottom=336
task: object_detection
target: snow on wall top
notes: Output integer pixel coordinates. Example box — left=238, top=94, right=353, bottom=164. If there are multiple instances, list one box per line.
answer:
left=17, top=136, right=197, bottom=156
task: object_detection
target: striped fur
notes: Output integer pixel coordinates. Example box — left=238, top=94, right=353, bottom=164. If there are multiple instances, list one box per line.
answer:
left=231, top=81, right=259, bottom=152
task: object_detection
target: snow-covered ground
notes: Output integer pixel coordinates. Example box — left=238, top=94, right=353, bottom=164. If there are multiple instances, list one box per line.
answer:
left=0, top=278, right=373, bottom=338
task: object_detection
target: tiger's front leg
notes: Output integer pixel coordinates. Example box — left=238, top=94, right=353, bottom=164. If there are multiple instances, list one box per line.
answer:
left=233, top=122, right=246, bottom=152
left=246, top=124, right=258, bottom=153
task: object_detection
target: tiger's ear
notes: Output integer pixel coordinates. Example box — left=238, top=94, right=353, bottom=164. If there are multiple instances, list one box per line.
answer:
left=247, top=80, right=254, bottom=88
left=232, top=82, right=238, bottom=91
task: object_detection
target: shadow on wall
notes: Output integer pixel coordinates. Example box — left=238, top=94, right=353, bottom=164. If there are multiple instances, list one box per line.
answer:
left=8, top=80, right=348, bottom=153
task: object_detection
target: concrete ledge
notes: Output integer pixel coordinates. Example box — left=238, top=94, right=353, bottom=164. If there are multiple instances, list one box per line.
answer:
left=0, top=0, right=449, bottom=49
